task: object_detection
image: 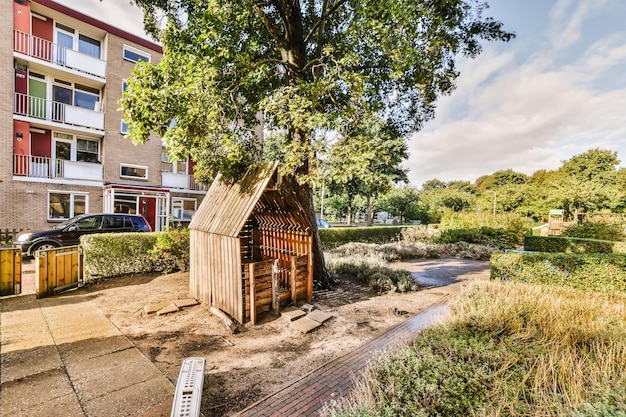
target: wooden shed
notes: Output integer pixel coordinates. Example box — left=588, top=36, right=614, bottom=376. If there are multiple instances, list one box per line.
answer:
left=189, top=162, right=313, bottom=324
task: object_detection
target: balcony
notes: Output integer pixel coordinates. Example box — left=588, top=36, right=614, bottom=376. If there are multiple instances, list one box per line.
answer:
left=14, top=30, right=106, bottom=79
left=161, top=172, right=209, bottom=191
left=14, top=92, right=104, bottom=131
left=14, top=154, right=103, bottom=182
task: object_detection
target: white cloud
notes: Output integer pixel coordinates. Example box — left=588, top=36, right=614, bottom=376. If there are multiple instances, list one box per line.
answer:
left=406, top=11, right=626, bottom=187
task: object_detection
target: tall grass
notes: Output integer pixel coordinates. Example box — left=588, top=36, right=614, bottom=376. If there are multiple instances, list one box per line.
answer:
left=325, top=281, right=626, bottom=416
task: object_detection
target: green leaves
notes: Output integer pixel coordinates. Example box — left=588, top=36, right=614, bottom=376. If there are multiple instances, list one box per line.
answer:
left=123, top=0, right=514, bottom=182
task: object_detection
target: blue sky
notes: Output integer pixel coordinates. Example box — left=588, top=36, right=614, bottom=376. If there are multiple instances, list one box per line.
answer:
left=58, top=0, right=626, bottom=187
left=406, top=0, right=626, bottom=186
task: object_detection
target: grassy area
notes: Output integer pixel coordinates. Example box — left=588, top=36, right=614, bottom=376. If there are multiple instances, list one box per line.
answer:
left=324, top=281, right=626, bottom=416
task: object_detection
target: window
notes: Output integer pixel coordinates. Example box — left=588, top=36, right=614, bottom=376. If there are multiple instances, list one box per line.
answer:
left=120, top=163, right=148, bottom=180
left=55, top=23, right=102, bottom=60
left=53, top=132, right=100, bottom=163
left=78, top=34, right=101, bottom=58
left=76, top=215, right=103, bottom=230
left=123, top=45, right=150, bottom=63
left=172, top=198, right=196, bottom=221
left=77, top=139, right=99, bottom=162
left=53, top=78, right=101, bottom=111
left=48, top=191, right=88, bottom=220
left=121, top=80, right=129, bottom=134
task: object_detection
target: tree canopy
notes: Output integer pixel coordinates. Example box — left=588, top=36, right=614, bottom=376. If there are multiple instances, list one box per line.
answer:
left=123, top=0, right=514, bottom=181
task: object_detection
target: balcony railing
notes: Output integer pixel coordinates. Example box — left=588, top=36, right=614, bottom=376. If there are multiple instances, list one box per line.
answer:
left=14, top=30, right=106, bottom=78
left=161, top=172, right=209, bottom=191
left=14, top=92, right=104, bottom=131
left=14, top=154, right=103, bottom=181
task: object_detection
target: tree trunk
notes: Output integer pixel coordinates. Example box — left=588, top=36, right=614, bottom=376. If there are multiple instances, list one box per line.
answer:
left=346, top=206, right=352, bottom=226
left=285, top=175, right=332, bottom=289
left=366, top=193, right=374, bottom=226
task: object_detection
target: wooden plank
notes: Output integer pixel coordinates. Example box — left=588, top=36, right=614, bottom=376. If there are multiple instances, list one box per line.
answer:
left=249, top=263, right=256, bottom=324
left=0, top=249, right=21, bottom=296
left=290, top=256, right=296, bottom=305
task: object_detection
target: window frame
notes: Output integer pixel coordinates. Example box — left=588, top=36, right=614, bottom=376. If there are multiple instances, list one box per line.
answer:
left=120, top=163, right=148, bottom=180
left=47, top=190, right=89, bottom=221
left=171, top=197, right=197, bottom=222
left=122, top=44, right=151, bottom=63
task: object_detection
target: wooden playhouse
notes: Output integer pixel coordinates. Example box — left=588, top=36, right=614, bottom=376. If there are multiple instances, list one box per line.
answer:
left=189, top=162, right=313, bottom=324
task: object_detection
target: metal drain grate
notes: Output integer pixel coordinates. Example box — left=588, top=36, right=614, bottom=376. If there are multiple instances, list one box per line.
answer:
left=171, top=357, right=206, bottom=417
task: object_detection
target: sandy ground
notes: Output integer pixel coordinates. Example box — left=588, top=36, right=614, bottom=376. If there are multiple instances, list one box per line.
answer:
left=65, top=259, right=489, bottom=416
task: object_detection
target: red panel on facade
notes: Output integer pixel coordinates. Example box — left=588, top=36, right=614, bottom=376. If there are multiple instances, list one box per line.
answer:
left=14, top=69, right=28, bottom=114
left=31, top=13, right=53, bottom=61
left=13, top=120, right=31, bottom=176
left=31, top=130, right=51, bottom=158
left=13, top=0, right=31, bottom=54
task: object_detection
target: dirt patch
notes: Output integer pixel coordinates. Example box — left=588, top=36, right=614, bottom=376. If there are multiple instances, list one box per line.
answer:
left=80, top=260, right=489, bottom=416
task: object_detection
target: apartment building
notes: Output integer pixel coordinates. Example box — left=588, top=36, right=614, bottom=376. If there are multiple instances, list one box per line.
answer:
left=1, top=0, right=207, bottom=233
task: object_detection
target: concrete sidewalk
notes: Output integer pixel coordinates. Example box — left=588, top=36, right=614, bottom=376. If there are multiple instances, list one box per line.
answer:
left=0, top=294, right=174, bottom=417
left=237, top=302, right=450, bottom=417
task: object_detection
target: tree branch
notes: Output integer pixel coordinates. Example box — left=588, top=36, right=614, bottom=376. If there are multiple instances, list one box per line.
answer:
left=303, top=0, right=349, bottom=45
left=253, top=1, right=286, bottom=47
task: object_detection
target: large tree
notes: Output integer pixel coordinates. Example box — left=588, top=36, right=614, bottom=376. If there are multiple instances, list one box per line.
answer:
left=122, top=0, right=514, bottom=286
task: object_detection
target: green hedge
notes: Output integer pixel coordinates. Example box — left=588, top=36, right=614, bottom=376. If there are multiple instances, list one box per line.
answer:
left=319, top=226, right=407, bottom=248
left=491, top=252, right=626, bottom=294
left=524, top=235, right=626, bottom=254
left=81, top=232, right=161, bottom=280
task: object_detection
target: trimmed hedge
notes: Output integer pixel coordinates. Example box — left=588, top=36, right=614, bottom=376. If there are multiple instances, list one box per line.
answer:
left=524, top=235, right=626, bottom=254
left=491, top=252, right=626, bottom=294
left=81, top=232, right=161, bottom=280
left=319, top=226, right=407, bottom=248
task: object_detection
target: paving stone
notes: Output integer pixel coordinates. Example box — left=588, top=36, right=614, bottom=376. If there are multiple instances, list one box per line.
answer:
left=281, top=306, right=306, bottom=321
left=144, top=301, right=171, bottom=315
left=173, top=298, right=199, bottom=308
left=291, top=317, right=322, bottom=334
left=307, top=310, right=333, bottom=324
left=156, top=303, right=179, bottom=315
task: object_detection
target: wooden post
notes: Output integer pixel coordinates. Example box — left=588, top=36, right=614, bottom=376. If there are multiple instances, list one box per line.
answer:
left=290, top=256, right=296, bottom=305
left=272, top=259, right=280, bottom=315
left=249, top=263, right=256, bottom=325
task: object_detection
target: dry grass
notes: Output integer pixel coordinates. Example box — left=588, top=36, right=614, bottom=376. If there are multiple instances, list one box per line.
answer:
left=325, top=281, right=626, bottom=417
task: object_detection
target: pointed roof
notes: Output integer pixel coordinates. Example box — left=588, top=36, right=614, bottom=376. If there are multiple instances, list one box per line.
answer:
left=189, top=161, right=280, bottom=237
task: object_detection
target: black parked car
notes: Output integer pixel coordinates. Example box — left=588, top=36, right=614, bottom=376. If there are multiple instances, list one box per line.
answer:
left=13, top=213, right=152, bottom=256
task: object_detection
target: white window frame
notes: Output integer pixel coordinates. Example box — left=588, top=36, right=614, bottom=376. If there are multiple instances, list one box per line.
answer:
left=171, top=197, right=197, bottom=222
left=122, top=44, right=151, bottom=63
left=120, top=163, right=148, bottom=180
left=47, top=190, right=89, bottom=221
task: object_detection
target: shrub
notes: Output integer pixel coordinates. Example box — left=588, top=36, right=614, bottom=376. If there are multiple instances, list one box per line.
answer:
left=81, top=232, right=159, bottom=280
left=149, top=227, right=190, bottom=273
left=490, top=252, right=626, bottom=294
left=320, top=226, right=408, bottom=249
left=524, top=236, right=626, bottom=254
left=431, top=226, right=518, bottom=250
left=564, top=221, right=625, bottom=241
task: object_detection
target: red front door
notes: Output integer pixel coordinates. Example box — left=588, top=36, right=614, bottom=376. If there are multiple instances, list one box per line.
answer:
left=139, top=197, right=157, bottom=231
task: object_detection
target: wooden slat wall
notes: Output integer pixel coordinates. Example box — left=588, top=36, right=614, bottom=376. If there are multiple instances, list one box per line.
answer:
left=0, top=248, right=21, bottom=296
left=36, top=246, right=81, bottom=298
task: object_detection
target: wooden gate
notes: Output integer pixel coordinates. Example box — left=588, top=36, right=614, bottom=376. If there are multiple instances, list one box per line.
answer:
left=36, top=246, right=83, bottom=298
left=0, top=248, right=22, bottom=296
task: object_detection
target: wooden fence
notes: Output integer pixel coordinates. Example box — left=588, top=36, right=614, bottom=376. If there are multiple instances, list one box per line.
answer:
left=36, top=246, right=82, bottom=298
left=0, top=248, right=21, bottom=296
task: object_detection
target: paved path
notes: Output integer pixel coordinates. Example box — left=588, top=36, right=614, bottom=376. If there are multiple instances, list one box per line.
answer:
left=0, top=294, right=174, bottom=417
left=237, top=258, right=490, bottom=416
left=236, top=303, right=449, bottom=417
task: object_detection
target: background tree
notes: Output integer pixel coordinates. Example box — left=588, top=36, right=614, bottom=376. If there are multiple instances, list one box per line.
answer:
left=376, top=185, right=420, bottom=224
left=326, top=114, right=408, bottom=226
left=122, top=0, right=514, bottom=286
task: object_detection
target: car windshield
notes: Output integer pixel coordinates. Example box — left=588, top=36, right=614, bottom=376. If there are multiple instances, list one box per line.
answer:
left=52, top=216, right=85, bottom=229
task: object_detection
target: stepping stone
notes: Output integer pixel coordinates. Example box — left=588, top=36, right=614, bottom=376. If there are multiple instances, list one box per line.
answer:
left=144, top=301, right=171, bottom=315
left=291, top=317, right=322, bottom=334
left=281, top=306, right=306, bottom=321
left=307, top=310, right=333, bottom=324
left=300, top=303, right=314, bottom=313
left=174, top=299, right=199, bottom=308
left=156, top=303, right=179, bottom=316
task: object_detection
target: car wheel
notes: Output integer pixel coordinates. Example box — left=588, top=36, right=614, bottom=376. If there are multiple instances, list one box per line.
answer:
left=31, top=242, right=59, bottom=256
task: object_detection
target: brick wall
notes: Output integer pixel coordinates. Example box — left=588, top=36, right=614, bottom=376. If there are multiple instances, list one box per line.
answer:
left=103, top=34, right=163, bottom=187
